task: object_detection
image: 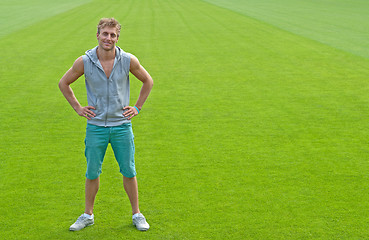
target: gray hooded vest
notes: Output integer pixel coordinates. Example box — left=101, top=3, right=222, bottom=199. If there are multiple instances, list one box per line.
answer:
left=82, top=46, right=131, bottom=127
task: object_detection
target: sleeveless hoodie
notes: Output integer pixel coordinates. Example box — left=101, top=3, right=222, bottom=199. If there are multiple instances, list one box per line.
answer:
left=82, top=46, right=131, bottom=127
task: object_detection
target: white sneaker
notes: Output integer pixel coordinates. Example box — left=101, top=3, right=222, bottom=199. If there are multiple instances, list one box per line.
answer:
left=132, top=213, right=150, bottom=231
left=69, top=214, right=94, bottom=231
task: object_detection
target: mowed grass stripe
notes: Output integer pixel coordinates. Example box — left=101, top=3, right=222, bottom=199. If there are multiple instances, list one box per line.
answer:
left=202, top=0, right=369, bottom=59
left=0, top=0, right=92, bottom=39
left=1, top=0, right=369, bottom=239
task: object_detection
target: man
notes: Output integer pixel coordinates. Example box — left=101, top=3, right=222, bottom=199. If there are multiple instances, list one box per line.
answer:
left=59, top=18, right=153, bottom=231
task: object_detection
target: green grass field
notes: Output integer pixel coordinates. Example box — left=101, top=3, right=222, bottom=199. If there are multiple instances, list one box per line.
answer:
left=1, top=0, right=369, bottom=239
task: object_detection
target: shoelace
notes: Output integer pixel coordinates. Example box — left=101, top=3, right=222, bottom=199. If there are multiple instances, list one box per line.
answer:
left=135, top=216, right=146, bottom=224
left=76, top=215, right=89, bottom=223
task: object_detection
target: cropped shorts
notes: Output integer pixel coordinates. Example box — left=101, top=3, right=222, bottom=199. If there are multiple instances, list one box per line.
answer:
left=84, top=123, right=136, bottom=179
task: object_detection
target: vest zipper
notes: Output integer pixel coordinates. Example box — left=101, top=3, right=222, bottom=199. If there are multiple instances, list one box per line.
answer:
left=105, top=76, right=109, bottom=127
left=104, top=61, right=117, bottom=127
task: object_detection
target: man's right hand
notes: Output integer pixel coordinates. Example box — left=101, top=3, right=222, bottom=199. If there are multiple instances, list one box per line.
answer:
left=76, top=106, right=96, bottom=120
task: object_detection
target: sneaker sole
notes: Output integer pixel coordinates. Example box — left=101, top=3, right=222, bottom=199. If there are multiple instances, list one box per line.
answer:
left=133, top=223, right=149, bottom=231
left=69, top=222, right=94, bottom=231
left=136, top=227, right=149, bottom=231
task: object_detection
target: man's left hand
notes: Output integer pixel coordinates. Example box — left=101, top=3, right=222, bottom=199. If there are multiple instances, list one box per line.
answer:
left=123, top=106, right=139, bottom=120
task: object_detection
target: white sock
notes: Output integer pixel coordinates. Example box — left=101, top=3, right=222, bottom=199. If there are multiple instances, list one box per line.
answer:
left=83, top=213, right=94, bottom=219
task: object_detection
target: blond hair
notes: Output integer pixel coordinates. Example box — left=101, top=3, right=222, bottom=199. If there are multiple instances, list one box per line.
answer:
left=97, top=18, right=121, bottom=36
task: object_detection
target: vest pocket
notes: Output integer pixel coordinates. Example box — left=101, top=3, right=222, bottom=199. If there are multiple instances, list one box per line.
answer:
left=92, top=98, right=104, bottom=119
left=109, top=97, right=126, bottom=120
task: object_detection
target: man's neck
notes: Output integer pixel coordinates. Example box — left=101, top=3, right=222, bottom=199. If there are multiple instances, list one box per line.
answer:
left=96, top=46, right=115, bottom=61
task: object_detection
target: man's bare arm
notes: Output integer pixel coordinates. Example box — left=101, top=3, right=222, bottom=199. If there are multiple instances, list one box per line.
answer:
left=58, top=56, right=96, bottom=120
left=123, top=55, right=154, bottom=120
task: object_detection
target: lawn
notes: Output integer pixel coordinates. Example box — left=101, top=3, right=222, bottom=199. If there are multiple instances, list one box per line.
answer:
left=1, top=0, right=369, bottom=239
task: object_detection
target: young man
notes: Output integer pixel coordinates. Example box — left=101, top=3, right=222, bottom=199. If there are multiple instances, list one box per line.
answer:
left=59, top=18, right=153, bottom=231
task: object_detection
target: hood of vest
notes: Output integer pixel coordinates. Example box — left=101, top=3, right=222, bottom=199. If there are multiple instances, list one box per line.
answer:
left=85, top=46, right=123, bottom=75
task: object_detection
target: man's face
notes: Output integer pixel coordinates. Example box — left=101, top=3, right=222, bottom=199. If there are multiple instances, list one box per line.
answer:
left=97, top=26, right=119, bottom=51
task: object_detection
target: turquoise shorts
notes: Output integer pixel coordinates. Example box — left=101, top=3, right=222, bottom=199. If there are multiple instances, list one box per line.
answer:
left=84, top=123, right=136, bottom=179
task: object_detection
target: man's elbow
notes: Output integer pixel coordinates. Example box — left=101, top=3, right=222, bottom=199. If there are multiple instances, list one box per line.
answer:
left=58, top=78, right=68, bottom=91
left=143, top=77, right=153, bottom=89
left=58, top=79, right=64, bottom=90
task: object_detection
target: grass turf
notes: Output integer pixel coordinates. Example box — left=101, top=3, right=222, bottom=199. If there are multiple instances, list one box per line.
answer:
left=1, top=0, right=369, bottom=239
left=203, top=0, right=369, bottom=59
left=0, top=0, right=91, bottom=39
